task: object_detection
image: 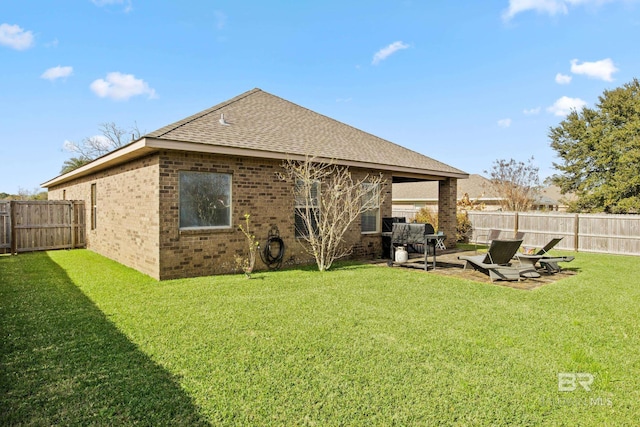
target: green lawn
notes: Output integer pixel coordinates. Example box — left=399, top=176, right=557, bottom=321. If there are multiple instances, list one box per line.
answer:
left=1, top=250, right=639, bottom=425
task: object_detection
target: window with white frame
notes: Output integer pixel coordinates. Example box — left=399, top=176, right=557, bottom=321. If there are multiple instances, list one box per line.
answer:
left=361, top=182, right=380, bottom=233
left=90, top=183, right=97, bottom=230
left=179, top=171, right=232, bottom=229
left=294, top=179, right=320, bottom=237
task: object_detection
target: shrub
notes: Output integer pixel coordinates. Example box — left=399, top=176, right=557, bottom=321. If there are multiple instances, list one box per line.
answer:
left=236, top=214, right=260, bottom=278
left=456, top=211, right=473, bottom=243
left=414, top=207, right=438, bottom=229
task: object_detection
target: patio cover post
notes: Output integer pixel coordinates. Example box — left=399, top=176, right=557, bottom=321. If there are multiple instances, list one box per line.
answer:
left=438, top=178, right=457, bottom=248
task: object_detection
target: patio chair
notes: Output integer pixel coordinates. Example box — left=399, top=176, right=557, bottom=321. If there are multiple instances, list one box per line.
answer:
left=474, top=228, right=501, bottom=253
left=477, top=228, right=501, bottom=244
left=459, top=239, right=524, bottom=282
left=515, top=237, right=575, bottom=273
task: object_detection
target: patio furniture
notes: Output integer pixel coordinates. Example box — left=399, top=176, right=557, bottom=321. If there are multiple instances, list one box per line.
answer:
left=515, top=237, right=575, bottom=274
left=388, top=223, right=443, bottom=270
left=459, top=239, right=524, bottom=282
left=539, top=257, right=575, bottom=273
left=474, top=228, right=501, bottom=253
left=435, top=231, right=446, bottom=250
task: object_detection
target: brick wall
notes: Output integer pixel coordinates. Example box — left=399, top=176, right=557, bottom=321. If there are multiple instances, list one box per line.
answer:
left=48, top=151, right=391, bottom=280
left=157, top=152, right=390, bottom=279
left=48, top=154, right=161, bottom=279
left=438, top=178, right=458, bottom=247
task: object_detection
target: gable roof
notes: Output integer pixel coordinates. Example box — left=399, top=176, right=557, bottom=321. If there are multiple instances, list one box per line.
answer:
left=43, top=88, right=467, bottom=188
left=147, top=89, right=466, bottom=177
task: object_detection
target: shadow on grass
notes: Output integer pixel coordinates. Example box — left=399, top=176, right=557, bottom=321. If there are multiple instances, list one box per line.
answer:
left=0, top=252, right=210, bottom=426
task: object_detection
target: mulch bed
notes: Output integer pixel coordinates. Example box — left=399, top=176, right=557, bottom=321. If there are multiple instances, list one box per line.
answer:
left=378, top=249, right=577, bottom=290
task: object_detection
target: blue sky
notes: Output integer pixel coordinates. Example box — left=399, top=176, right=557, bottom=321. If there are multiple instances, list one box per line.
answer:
left=2, top=0, right=639, bottom=194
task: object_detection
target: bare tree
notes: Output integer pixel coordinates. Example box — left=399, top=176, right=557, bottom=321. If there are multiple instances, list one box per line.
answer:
left=62, top=122, right=142, bottom=172
left=16, top=187, right=47, bottom=201
left=279, top=157, right=385, bottom=271
left=485, top=157, right=540, bottom=212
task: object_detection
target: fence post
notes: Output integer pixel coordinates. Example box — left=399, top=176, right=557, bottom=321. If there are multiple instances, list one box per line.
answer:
left=514, top=212, right=519, bottom=236
left=574, top=213, right=580, bottom=252
left=10, top=201, right=16, bottom=255
left=69, top=201, right=75, bottom=249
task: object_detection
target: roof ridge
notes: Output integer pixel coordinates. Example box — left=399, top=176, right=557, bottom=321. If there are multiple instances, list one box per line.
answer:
left=147, top=88, right=262, bottom=138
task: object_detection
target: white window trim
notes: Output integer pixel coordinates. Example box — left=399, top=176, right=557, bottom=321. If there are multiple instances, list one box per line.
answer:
left=294, top=179, right=320, bottom=238
left=361, top=182, right=380, bottom=234
left=179, top=171, right=233, bottom=230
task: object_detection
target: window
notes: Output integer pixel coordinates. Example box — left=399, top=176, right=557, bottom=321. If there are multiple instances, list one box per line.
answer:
left=361, top=183, right=380, bottom=233
left=294, top=179, right=319, bottom=237
left=90, top=183, right=97, bottom=230
left=179, top=172, right=232, bottom=229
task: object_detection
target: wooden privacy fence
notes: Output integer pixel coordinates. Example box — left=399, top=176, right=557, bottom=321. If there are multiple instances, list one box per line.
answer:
left=467, top=211, right=640, bottom=256
left=0, top=202, right=10, bottom=254
left=0, top=200, right=86, bottom=254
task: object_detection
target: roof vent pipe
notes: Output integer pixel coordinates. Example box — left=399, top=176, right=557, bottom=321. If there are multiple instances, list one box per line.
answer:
left=219, top=113, right=231, bottom=126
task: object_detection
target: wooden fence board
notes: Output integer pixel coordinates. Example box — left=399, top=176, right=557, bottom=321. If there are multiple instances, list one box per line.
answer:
left=466, top=211, right=640, bottom=256
left=1, top=200, right=85, bottom=254
left=391, top=208, right=640, bottom=255
left=0, top=202, right=10, bottom=254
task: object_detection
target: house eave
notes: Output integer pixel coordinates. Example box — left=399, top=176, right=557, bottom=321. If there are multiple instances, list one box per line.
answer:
left=41, top=139, right=154, bottom=188
left=42, top=137, right=468, bottom=188
left=146, top=138, right=469, bottom=180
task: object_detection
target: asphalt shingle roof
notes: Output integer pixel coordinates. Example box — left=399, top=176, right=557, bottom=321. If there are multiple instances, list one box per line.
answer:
left=147, top=88, right=466, bottom=177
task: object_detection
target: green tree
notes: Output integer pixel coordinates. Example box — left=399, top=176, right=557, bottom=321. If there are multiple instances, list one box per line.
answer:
left=549, top=78, right=640, bottom=213
left=60, top=157, right=91, bottom=174
left=16, top=187, right=47, bottom=200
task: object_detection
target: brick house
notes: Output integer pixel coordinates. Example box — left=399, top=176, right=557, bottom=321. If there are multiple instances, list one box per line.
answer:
left=43, top=89, right=468, bottom=280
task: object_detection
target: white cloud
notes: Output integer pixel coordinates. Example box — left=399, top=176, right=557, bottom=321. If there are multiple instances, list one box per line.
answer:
left=63, top=135, right=111, bottom=151
left=547, top=96, right=587, bottom=116
left=570, top=58, right=618, bottom=81
left=502, top=0, right=619, bottom=21
left=214, top=10, right=227, bottom=30
left=89, top=135, right=113, bottom=151
left=0, top=23, right=35, bottom=50
left=555, top=73, right=572, bottom=84
left=503, top=0, right=568, bottom=20
left=45, top=38, right=59, bottom=48
left=523, top=107, right=541, bottom=115
left=41, top=65, right=73, bottom=81
left=498, top=118, right=513, bottom=128
left=92, top=0, right=132, bottom=13
left=90, top=72, right=157, bottom=100
left=372, top=41, right=409, bottom=65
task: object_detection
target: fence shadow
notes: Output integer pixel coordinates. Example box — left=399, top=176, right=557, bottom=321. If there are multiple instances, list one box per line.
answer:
left=0, top=253, right=210, bottom=426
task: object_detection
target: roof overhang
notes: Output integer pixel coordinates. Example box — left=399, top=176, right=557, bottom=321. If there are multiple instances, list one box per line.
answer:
left=43, top=137, right=468, bottom=188
left=41, top=139, right=156, bottom=188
